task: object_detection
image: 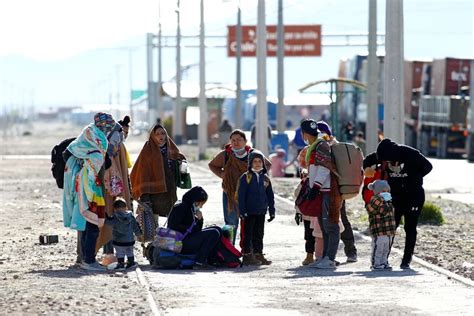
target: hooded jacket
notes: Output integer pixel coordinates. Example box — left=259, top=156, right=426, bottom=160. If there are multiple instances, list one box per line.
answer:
left=167, top=186, right=207, bottom=235
left=106, top=210, right=142, bottom=246
left=237, top=150, right=276, bottom=216
left=363, top=139, right=433, bottom=196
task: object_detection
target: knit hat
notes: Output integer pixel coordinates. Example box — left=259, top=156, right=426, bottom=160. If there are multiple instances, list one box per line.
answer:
left=368, top=180, right=390, bottom=194
left=300, top=119, right=319, bottom=136
left=94, top=112, right=115, bottom=134
left=316, top=121, right=332, bottom=136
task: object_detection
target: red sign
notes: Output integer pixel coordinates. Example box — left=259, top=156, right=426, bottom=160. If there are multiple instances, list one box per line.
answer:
left=227, top=25, right=321, bottom=57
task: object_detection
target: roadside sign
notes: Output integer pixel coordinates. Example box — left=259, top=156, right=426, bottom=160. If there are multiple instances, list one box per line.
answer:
left=131, top=89, right=146, bottom=100
left=227, top=25, right=321, bottom=57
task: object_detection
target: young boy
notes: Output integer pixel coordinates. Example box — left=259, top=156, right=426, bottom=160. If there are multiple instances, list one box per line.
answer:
left=366, top=180, right=396, bottom=270
left=237, top=150, right=275, bottom=266
left=107, top=198, right=142, bottom=270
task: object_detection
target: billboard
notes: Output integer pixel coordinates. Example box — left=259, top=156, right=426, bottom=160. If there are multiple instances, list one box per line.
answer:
left=227, top=25, right=321, bottom=57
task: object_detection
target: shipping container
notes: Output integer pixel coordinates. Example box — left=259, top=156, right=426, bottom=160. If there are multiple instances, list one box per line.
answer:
left=430, top=58, right=472, bottom=96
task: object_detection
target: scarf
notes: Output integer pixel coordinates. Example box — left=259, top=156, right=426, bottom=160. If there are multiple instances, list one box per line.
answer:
left=130, top=130, right=182, bottom=199
left=62, top=123, right=108, bottom=230
left=222, top=144, right=251, bottom=211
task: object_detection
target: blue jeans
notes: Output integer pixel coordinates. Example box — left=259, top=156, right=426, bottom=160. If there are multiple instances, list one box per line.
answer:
left=318, top=193, right=340, bottom=261
left=223, top=192, right=239, bottom=245
left=81, top=221, right=100, bottom=264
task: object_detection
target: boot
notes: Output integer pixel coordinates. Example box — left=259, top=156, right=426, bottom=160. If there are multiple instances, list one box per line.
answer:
left=255, top=253, right=272, bottom=265
left=242, top=253, right=262, bottom=266
left=302, top=253, right=314, bottom=266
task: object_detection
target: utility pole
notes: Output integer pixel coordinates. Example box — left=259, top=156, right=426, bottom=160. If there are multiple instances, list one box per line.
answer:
left=115, top=65, right=121, bottom=105
left=367, top=0, right=378, bottom=152
left=235, top=1, right=242, bottom=129
left=174, top=0, right=183, bottom=144
left=198, top=0, right=208, bottom=160
left=256, top=0, right=269, bottom=156
left=384, top=0, right=405, bottom=143
left=276, top=0, right=285, bottom=133
left=157, top=0, right=164, bottom=121
left=467, top=59, right=474, bottom=162
left=128, top=49, right=134, bottom=122
left=147, top=33, right=157, bottom=127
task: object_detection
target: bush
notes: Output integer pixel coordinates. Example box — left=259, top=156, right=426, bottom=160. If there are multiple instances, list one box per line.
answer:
left=419, top=201, right=444, bottom=225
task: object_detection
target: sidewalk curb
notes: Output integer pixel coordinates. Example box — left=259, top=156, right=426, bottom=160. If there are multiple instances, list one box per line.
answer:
left=135, top=266, right=162, bottom=315
left=273, top=193, right=474, bottom=288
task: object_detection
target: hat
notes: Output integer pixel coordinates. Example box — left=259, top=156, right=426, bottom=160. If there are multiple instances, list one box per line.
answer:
left=94, top=112, right=115, bottom=133
left=276, top=148, right=286, bottom=157
left=376, top=138, right=400, bottom=161
left=316, top=121, right=332, bottom=136
left=118, top=115, right=131, bottom=127
left=300, top=119, right=319, bottom=136
left=368, top=180, right=390, bottom=194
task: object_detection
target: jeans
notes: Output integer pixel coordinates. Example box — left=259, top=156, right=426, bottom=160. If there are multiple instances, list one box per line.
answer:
left=340, top=202, right=357, bottom=258
left=318, top=193, right=340, bottom=261
left=242, top=214, right=265, bottom=254
left=181, top=227, right=222, bottom=264
left=223, top=192, right=239, bottom=244
left=81, top=221, right=100, bottom=264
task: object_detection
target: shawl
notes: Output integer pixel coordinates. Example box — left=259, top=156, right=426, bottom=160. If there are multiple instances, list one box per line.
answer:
left=222, top=144, right=252, bottom=211
left=130, top=130, right=183, bottom=199
left=62, top=123, right=108, bottom=230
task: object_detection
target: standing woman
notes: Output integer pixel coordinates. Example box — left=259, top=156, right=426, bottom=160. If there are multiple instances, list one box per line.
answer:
left=208, top=129, right=270, bottom=245
left=130, top=124, right=186, bottom=221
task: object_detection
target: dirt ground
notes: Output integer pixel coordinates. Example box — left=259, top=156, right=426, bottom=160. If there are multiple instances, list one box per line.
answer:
left=0, top=121, right=473, bottom=314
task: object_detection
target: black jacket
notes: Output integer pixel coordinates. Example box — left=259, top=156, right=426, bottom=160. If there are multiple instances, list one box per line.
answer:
left=363, top=139, right=433, bottom=196
left=167, top=186, right=207, bottom=235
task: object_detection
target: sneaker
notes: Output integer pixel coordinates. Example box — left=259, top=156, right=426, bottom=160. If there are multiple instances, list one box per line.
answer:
left=81, top=261, right=106, bottom=272
left=371, top=264, right=385, bottom=271
left=400, top=263, right=411, bottom=270
left=307, top=257, right=323, bottom=268
left=346, top=255, right=358, bottom=263
left=126, top=262, right=138, bottom=270
left=314, top=256, right=336, bottom=269
left=114, top=263, right=125, bottom=271
left=383, top=264, right=393, bottom=270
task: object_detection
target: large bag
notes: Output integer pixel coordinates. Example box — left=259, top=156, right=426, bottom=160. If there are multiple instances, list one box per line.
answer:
left=51, top=137, right=76, bottom=189
left=176, top=160, right=192, bottom=189
left=331, top=142, right=364, bottom=200
left=154, top=220, right=196, bottom=253
left=295, top=178, right=323, bottom=217
left=152, top=248, right=196, bottom=269
left=136, top=201, right=157, bottom=243
left=209, top=236, right=242, bottom=268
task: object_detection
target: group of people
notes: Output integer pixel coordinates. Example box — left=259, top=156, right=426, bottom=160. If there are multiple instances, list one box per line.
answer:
left=62, top=111, right=432, bottom=272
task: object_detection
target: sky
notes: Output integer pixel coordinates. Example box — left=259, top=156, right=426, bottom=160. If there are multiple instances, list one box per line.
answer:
left=0, top=0, right=473, bottom=110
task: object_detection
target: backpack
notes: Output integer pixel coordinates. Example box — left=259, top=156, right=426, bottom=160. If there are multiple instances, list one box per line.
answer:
left=210, top=236, right=242, bottom=268
left=51, top=137, right=76, bottom=189
left=151, top=247, right=196, bottom=269
left=330, top=142, right=364, bottom=200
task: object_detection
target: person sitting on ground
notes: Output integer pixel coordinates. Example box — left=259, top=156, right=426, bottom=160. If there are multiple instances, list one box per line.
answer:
left=167, top=186, right=222, bottom=268
left=365, top=180, right=396, bottom=270
left=106, top=197, right=142, bottom=270
left=237, top=150, right=275, bottom=265
left=269, top=148, right=294, bottom=177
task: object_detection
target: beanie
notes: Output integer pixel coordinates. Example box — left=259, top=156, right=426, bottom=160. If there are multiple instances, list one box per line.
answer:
left=376, top=138, right=399, bottom=161
left=300, top=119, right=319, bottom=136
left=368, top=180, right=390, bottom=195
left=316, top=121, right=332, bottom=136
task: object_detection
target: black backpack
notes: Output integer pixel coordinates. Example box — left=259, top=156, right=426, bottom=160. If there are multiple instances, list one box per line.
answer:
left=51, top=137, right=76, bottom=189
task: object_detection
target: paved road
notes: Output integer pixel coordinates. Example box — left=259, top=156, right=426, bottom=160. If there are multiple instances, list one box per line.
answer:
left=141, top=163, right=473, bottom=315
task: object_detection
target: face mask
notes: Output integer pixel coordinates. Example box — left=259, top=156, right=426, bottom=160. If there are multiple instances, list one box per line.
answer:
left=251, top=167, right=263, bottom=173
left=388, top=162, right=402, bottom=173
left=232, top=147, right=244, bottom=153
left=303, top=139, right=310, bottom=145
left=193, top=203, right=201, bottom=212
left=379, top=192, right=392, bottom=201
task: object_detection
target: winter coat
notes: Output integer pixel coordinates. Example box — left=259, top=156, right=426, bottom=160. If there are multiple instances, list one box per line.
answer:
left=365, top=194, right=396, bottom=237
left=237, top=150, right=276, bottom=216
left=167, top=186, right=207, bottom=235
left=107, top=210, right=142, bottom=246
left=363, top=139, right=432, bottom=199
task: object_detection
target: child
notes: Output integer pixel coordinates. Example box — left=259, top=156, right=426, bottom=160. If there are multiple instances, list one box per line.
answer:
left=107, top=198, right=142, bottom=270
left=269, top=148, right=294, bottom=177
left=366, top=180, right=396, bottom=270
left=237, top=150, right=275, bottom=266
